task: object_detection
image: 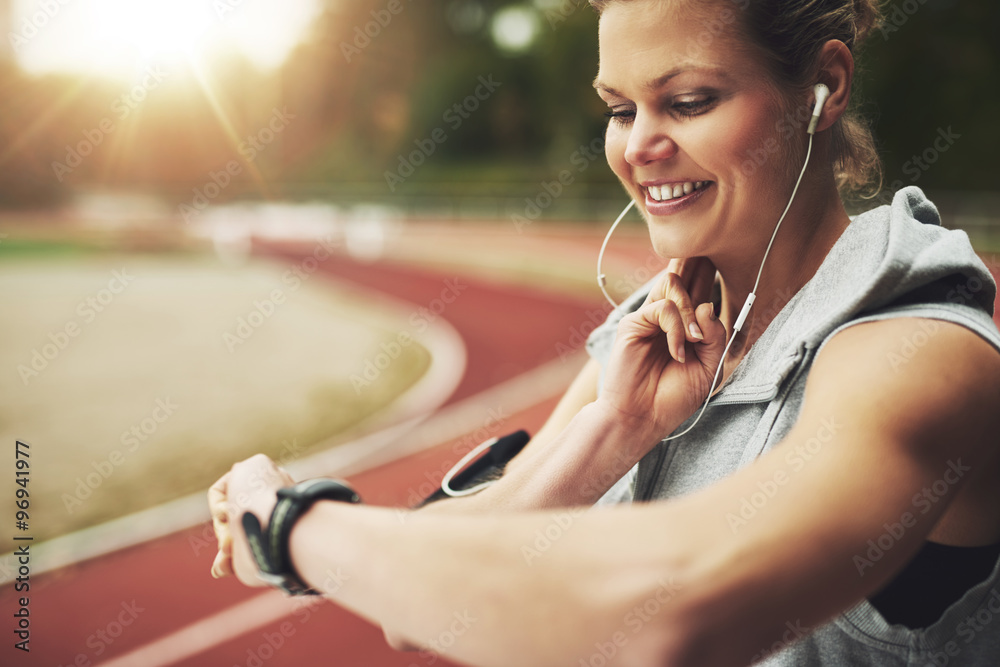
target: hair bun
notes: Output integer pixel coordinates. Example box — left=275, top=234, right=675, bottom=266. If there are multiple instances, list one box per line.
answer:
left=851, top=0, right=884, bottom=48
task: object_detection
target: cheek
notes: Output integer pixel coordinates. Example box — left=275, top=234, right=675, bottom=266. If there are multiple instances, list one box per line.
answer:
left=710, top=104, right=789, bottom=186
left=604, top=126, right=631, bottom=182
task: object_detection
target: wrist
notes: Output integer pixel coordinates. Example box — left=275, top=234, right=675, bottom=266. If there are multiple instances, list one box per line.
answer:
left=288, top=502, right=399, bottom=604
left=586, top=399, right=666, bottom=454
left=287, top=501, right=356, bottom=596
left=243, top=478, right=361, bottom=596
left=509, top=403, right=661, bottom=507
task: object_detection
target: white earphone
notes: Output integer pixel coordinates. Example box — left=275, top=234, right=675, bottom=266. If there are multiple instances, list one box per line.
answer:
left=440, top=84, right=831, bottom=498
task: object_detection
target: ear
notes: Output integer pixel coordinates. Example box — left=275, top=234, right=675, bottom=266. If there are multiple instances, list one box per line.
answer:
left=813, top=39, right=854, bottom=134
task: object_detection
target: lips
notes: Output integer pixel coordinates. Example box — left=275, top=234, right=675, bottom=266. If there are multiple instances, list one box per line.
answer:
left=643, top=180, right=710, bottom=202
left=640, top=180, right=713, bottom=216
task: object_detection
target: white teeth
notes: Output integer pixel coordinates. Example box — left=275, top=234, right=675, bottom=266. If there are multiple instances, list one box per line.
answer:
left=645, top=181, right=709, bottom=202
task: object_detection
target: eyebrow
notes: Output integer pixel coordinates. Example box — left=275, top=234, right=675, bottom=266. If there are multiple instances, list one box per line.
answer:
left=593, top=66, right=728, bottom=97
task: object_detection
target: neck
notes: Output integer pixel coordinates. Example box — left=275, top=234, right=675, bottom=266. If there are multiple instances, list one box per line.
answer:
left=711, top=172, right=851, bottom=358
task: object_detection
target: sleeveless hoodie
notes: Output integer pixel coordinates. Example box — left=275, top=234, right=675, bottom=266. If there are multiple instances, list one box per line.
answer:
left=584, top=186, right=1000, bottom=666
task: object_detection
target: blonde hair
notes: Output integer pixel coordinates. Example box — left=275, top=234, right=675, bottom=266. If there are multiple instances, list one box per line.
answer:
left=590, top=0, right=884, bottom=195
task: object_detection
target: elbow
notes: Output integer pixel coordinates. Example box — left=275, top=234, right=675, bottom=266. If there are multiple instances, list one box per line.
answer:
left=615, top=586, right=739, bottom=667
left=592, top=580, right=710, bottom=667
left=642, top=595, right=778, bottom=667
left=382, top=626, right=421, bottom=653
left=608, top=615, right=703, bottom=667
left=644, top=612, right=706, bottom=667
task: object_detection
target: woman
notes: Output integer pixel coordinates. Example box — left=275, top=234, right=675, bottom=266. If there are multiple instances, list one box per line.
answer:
left=209, top=1, right=1000, bottom=664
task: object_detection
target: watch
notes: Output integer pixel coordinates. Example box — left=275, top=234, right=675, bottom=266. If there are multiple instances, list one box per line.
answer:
left=241, top=478, right=361, bottom=595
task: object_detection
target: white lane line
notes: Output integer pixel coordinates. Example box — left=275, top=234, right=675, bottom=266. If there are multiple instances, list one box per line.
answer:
left=91, top=350, right=589, bottom=667
left=96, top=591, right=292, bottom=667
left=0, top=282, right=466, bottom=583
left=321, top=348, right=588, bottom=479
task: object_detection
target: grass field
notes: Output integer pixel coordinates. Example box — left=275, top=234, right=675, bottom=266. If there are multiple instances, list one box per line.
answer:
left=0, top=247, right=429, bottom=544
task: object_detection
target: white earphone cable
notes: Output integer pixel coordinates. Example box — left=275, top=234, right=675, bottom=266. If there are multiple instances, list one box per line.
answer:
left=442, top=89, right=824, bottom=496
left=597, top=198, right=635, bottom=309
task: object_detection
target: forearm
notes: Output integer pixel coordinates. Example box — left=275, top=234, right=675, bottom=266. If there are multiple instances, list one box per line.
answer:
left=288, top=501, right=687, bottom=666
left=428, top=401, right=659, bottom=513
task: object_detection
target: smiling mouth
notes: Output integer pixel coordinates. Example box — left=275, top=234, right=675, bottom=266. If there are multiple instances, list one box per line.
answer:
left=643, top=180, right=711, bottom=202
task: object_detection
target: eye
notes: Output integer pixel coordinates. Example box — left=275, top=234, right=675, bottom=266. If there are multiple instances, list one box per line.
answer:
left=603, top=107, right=635, bottom=127
left=671, top=94, right=717, bottom=118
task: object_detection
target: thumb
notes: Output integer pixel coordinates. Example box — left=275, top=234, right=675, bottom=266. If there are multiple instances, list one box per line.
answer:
left=212, top=549, right=233, bottom=579
left=691, top=302, right=727, bottom=377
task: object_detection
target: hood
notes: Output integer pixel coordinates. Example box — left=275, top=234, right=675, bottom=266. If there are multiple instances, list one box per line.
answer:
left=714, top=186, right=999, bottom=404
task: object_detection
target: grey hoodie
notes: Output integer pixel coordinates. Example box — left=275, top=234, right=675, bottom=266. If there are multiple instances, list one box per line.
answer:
left=585, top=187, right=1000, bottom=665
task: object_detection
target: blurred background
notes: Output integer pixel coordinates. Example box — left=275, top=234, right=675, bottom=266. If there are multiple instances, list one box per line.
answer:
left=2, top=0, right=998, bottom=217
left=1, top=1, right=999, bottom=665
left=1, top=0, right=999, bottom=587
left=3, top=0, right=1000, bottom=543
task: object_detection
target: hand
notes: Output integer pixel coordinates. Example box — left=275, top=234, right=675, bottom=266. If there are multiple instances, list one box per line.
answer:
left=208, top=454, right=295, bottom=587
left=596, top=257, right=728, bottom=445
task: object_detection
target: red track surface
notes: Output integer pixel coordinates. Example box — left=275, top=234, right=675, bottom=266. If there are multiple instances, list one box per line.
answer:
left=4, top=238, right=998, bottom=667
left=2, top=243, right=610, bottom=667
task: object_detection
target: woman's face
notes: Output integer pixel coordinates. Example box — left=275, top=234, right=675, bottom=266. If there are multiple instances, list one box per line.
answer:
left=596, top=0, right=799, bottom=261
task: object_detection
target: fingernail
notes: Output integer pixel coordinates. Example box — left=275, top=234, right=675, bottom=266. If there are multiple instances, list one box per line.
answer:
left=689, top=322, right=704, bottom=340
left=677, top=348, right=686, bottom=364
left=707, top=304, right=717, bottom=321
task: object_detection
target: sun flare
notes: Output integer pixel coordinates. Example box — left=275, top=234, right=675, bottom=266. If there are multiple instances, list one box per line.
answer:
left=11, top=0, right=323, bottom=79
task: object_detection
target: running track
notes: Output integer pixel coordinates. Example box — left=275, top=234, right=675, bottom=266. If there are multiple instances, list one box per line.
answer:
left=4, top=232, right=998, bottom=667
left=2, top=230, right=627, bottom=667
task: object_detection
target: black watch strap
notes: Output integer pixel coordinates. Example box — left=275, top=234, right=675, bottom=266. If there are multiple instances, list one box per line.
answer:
left=242, top=478, right=361, bottom=596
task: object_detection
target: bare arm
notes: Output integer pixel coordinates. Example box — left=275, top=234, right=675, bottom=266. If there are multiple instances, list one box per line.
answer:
left=280, top=319, right=1000, bottom=666
left=421, top=257, right=718, bottom=514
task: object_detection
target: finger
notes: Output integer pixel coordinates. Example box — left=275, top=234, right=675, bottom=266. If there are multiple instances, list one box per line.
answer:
left=213, top=523, right=233, bottom=572
left=692, top=301, right=728, bottom=374
left=631, top=299, right=687, bottom=364
left=208, top=472, right=230, bottom=515
left=208, top=472, right=231, bottom=545
left=643, top=269, right=668, bottom=306
left=655, top=299, right=688, bottom=364
left=211, top=529, right=233, bottom=578
left=664, top=257, right=685, bottom=282
left=662, top=256, right=716, bottom=316
left=211, top=548, right=233, bottom=579
left=218, top=530, right=232, bottom=555
left=661, top=256, right=707, bottom=291
left=686, top=258, right=718, bottom=307
left=655, top=271, right=704, bottom=344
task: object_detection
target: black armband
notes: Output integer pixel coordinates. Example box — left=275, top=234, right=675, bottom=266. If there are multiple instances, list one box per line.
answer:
left=414, top=430, right=530, bottom=507
left=242, top=478, right=361, bottom=596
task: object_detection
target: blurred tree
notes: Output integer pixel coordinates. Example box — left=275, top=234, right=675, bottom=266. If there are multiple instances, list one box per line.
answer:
left=858, top=0, right=1000, bottom=193
left=0, top=0, right=996, bottom=211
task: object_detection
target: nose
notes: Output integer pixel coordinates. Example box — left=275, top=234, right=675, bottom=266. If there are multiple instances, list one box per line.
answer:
left=623, top=113, right=678, bottom=166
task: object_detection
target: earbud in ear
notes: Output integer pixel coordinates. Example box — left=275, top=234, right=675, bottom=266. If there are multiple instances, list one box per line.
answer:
left=807, top=83, right=830, bottom=135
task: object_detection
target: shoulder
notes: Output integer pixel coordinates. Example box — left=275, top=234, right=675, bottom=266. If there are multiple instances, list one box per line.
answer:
left=804, top=317, right=1000, bottom=458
